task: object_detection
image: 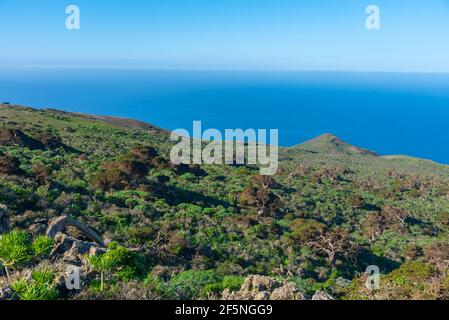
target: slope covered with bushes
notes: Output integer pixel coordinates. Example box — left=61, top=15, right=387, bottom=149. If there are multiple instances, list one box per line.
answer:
left=1, top=104, right=449, bottom=300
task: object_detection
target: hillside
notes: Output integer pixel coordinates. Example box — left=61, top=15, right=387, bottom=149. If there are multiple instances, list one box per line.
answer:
left=290, top=133, right=378, bottom=156
left=1, top=104, right=449, bottom=300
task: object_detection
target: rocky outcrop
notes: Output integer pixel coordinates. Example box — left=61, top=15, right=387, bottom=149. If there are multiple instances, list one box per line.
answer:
left=312, top=290, right=335, bottom=300
left=221, top=275, right=337, bottom=301
left=50, top=232, right=105, bottom=265
left=0, top=204, right=9, bottom=235
left=270, top=281, right=306, bottom=300
left=222, top=275, right=306, bottom=300
left=45, top=216, right=106, bottom=265
left=46, top=216, right=105, bottom=247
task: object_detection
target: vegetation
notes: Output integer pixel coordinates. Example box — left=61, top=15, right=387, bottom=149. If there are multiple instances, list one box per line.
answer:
left=11, top=268, right=58, bottom=300
left=1, top=104, right=449, bottom=300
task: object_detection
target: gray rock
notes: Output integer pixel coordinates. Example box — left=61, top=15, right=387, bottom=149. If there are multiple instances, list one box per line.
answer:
left=51, top=232, right=103, bottom=264
left=255, top=291, right=270, bottom=300
left=222, top=275, right=306, bottom=301
left=271, top=281, right=306, bottom=300
left=312, top=290, right=335, bottom=300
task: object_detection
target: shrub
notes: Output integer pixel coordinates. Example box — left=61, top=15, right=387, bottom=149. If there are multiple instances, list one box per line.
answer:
left=383, top=261, right=436, bottom=299
left=32, top=236, right=54, bottom=259
left=221, top=275, right=244, bottom=291
left=239, top=175, right=284, bottom=217
left=347, top=194, right=365, bottom=209
left=92, top=157, right=150, bottom=191
left=0, top=154, right=22, bottom=175
left=0, top=231, right=32, bottom=279
left=289, top=219, right=326, bottom=242
left=11, top=268, right=58, bottom=300
left=32, top=164, right=53, bottom=184
left=87, top=242, right=146, bottom=291
left=165, top=270, right=221, bottom=299
left=201, top=275, right=245, bottom=297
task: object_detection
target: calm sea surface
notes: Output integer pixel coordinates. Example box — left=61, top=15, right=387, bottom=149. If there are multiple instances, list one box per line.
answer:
left=1, top=68, right=449, bottom=163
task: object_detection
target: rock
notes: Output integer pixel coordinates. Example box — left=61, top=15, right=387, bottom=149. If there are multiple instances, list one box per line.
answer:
left=271, top=281, right=306, bottom=300
left=51, top=232, right=104, bottom=264
left=255, top=291, right=270, bottom=300
left=0, top=204, right=9, bottom=234
left=239, top=275, right=278, bottom=299
left=312, top=290, right=335, bottom=300
left=222, top=275, right=306, bottom=300
left=88, top=246, right=106, bottom=257
left=52, top=261, right=96, bottom=298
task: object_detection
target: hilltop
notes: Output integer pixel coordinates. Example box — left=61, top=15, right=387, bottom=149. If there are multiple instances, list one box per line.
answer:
left=1, top=104, right=449, bottom=300
left=292, top=133, right=378, bottom=156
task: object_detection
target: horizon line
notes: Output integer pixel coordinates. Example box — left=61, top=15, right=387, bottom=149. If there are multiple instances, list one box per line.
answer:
left=1, top=63, right=449, bottom=76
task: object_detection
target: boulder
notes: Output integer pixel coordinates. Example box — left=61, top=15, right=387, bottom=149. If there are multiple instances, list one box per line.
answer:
left=270, top=281, right=306, bottom=300
left=49, top=261, right=96, bottom=298
left=254, top=291, right=270, bottom=300
left=237, top=275, right=278, bottom=299
left=312, top=290, right=335, bottom=300
left=51, top=232, right=105, bottom=264
left=222, top=275, right=306, bottom=300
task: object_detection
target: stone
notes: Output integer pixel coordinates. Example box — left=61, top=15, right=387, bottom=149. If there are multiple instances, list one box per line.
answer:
left=255, top=291, right=270, bottom=300
left=312, top=290, right=335, bottom=300
left=222, top=275, right=306, bottom=301
left=51, top=232, right=103, bottom=264
left=88, top=245, right=106, bottom=257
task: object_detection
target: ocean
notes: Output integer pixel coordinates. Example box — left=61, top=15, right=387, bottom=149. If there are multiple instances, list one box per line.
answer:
left=1, top=68, right=449, bottom=164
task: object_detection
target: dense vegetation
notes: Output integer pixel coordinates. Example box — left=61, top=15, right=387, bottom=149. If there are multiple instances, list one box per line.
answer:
left=1, top=104, right=449, bottom=300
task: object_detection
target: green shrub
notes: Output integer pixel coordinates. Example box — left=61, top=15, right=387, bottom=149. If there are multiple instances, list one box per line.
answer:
left=221, top=275, right=244, bottom=291
left=165, top=270, right=221, bottom=299
left=202, top=275, right=244, bottom=297
left=0, top=231, right=32, bottom=279
left=87, top=242, right=147, bottom=291
left=11, top=268, right=58, bottom=300
left=32, top=236, right=54, bottom=259
left=387, top=261, right=434, bottom=285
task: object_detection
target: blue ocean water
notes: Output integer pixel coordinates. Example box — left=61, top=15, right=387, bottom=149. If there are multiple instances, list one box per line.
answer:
left=1, top=68, right=449, bottom=164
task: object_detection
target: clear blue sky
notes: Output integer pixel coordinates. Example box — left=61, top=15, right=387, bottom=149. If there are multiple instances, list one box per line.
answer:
left=1, top=0, right=449, bottom=72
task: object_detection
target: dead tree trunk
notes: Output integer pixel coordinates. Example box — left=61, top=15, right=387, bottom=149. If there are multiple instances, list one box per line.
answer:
left=46, top=216, right=105, bottom=247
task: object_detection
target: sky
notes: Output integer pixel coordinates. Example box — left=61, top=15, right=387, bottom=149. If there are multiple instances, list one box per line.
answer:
left=0, top=0, right=449, bottom=72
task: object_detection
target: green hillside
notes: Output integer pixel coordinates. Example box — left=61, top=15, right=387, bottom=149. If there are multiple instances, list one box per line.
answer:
left=1, top=104, right=449, bottom=300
